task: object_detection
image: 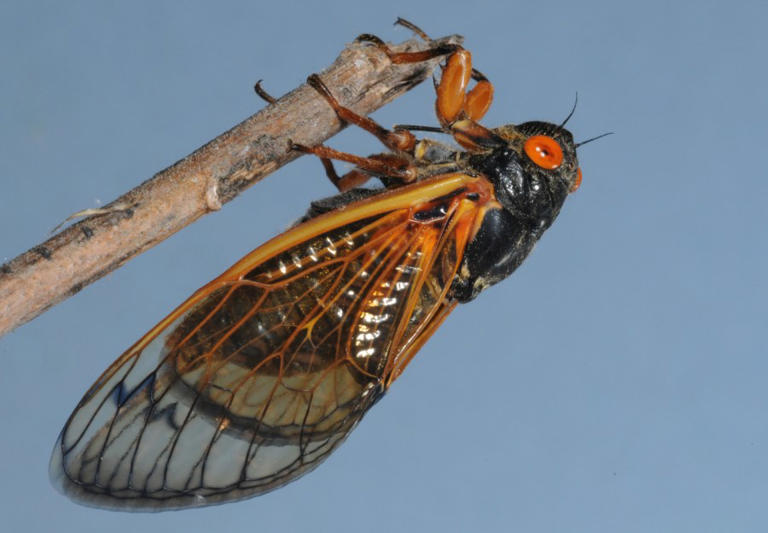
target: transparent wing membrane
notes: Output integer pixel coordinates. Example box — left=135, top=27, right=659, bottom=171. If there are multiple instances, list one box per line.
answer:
left=51, top=175, right=484, bottom=510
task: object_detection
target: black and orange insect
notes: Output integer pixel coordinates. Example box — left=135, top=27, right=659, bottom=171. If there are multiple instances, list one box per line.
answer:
left=50, top=20, right=587, bottom=510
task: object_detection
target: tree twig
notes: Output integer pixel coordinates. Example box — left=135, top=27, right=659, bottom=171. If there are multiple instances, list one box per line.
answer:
left=0, top=33, right=462, bottom=338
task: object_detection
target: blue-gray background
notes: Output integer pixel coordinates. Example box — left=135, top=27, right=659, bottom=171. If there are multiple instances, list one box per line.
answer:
left=1, top=1, right=766, bottom=532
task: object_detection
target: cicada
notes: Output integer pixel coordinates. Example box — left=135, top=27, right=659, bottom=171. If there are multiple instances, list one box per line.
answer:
left=50, top=20, right=587, bottom=510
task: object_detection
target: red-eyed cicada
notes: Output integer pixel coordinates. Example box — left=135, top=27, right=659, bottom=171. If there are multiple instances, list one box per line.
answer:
left=51, top=19, right=587, bottom=510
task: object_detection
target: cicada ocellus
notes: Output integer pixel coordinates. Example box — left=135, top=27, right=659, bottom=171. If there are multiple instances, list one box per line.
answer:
left=51, top=19, right=588, bottom=510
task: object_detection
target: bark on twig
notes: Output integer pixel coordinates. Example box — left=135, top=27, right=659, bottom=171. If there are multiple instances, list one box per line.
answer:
left=0, top=33, right=462, bottom=338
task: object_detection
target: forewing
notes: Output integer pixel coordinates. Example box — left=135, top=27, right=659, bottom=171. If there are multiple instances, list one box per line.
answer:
left=50, top=174, right=485, bottom=510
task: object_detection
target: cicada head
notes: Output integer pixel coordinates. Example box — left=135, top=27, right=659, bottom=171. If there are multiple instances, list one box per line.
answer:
left=451, top=122, right=582, bottom=302
left=470, top=121, right=581, bottom=232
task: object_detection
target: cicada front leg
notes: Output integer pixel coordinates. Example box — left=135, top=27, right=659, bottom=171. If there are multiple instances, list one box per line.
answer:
left=295, top=19, right=504, bottom=190
left=436, top=52, right=506, bottom=151
left=362, top=20, right=504, bottom=151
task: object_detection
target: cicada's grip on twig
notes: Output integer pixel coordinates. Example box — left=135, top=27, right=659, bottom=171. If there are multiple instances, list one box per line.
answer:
left=0, top=33, right=463, bottom=338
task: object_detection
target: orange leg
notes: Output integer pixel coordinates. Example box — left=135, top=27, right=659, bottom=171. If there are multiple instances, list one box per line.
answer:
left=297, top=20, right=502, bottom=190
left=301, top=73, right=423, bottom=191
left=318, top=159, right=372, bottom=192
left=465, top=69, right=494, bottom=121
left=317, top=153, right=414, bottom=192
left=307, top=74, right=416, bottom=152
left=356, top=33, right=462, bottom=64
left=291, top=142, right=415, bottom=185
left=435, top=50, right=473, bottom=126
left=359, top=27, right=500, bottom=151
left=434, top=50, right=495, bottom=125
left=254, top=78, right=413, bottom=190
left=433, top=49, right=501, bottom=152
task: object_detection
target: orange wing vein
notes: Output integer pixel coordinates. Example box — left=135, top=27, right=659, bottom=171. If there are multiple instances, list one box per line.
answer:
left=50, top=173, right=489, bottom=510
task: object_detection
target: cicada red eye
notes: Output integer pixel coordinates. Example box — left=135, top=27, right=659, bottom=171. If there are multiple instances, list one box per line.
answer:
left=524, top=135, right=564, bottom=169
